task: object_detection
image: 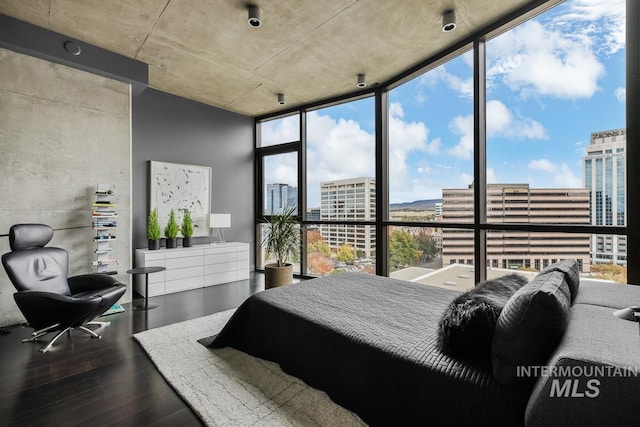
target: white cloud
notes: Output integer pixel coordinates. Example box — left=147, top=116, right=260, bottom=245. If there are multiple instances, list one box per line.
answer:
left=487, top=168, right=497, bottom=184
left=447, top=100, right=547, bottom=160
left=306, top=111, right=375, bottom=186
left=264, top=154, right=297, bottom=184
left=487, top=19, right=605, bottom=100
left=528, top=159, right=582, bottom=187
left=293, top=111, right=376, bottom=206
left=417, top=63, right=473, bottom=99
left=459, top=173, right=474, bottom=187
left=447, top=114, right=474, bottom=160
left=562, top=0, right=626, bottom=55
left=487, top=100, right=547, bottom=139
left=388, top=102, right=442, bottom=195
left=528, top=158, right=557, bottom=173
left=260, top=115, right=299, bottom=146
left=615, top=86, right=626, bottom=103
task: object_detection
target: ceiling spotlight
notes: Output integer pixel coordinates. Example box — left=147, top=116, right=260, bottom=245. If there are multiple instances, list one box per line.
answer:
left=442, top=10, right=456, bottom=32
left=277, top=93, right=286, bottom=105
left=248, top=5, right=262, bottom=28
left=357, top=74, right=367, bottom=88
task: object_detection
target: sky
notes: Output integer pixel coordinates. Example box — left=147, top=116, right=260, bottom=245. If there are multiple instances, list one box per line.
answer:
left=262, top=0, right=626, bottom=207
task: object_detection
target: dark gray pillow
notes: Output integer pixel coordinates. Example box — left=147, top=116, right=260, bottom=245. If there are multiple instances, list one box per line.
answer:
left=437, top=273, right=528, bottom=359
left=539, top=259, right=580, bottom=302
left=491, top=270, right=571, bottom=386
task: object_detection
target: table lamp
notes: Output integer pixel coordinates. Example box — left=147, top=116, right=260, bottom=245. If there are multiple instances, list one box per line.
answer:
left=210, top=213, right=231, bottom=244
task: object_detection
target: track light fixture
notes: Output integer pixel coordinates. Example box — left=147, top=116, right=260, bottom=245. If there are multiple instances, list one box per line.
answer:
left=442, top=10, right=456, bottom=32
left=277, top=93, right=286, bottom=105
left=357, top=74, right=367, bottom=88
left=248, top=5, right=262, bottom=28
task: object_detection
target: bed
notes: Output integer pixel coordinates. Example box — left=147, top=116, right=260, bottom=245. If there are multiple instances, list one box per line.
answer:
left=210, top=272, right=532, bottom=426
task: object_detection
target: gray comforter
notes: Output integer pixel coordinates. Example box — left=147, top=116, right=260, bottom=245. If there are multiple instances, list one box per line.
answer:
left=210, top=272, right=530, bottom=426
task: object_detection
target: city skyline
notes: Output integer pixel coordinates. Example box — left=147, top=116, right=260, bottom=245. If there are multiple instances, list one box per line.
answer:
left=261, top=0, right=626, bottom=207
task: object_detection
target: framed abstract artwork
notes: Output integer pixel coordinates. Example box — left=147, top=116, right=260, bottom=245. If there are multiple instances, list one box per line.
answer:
left=149, top=161, right=212, bottom=237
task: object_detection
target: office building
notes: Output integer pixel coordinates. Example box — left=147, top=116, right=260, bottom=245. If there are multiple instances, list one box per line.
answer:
left=266, top=183, right=297, bottom=215
left=583, top=129, right=627, bottom=265
left=441, top=184, right=591, bottom=272
left=320, top=177, right=375, bottom=257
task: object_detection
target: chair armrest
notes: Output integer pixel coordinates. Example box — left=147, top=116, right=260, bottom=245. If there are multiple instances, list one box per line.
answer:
left=68, top=273, right=124, bottom=294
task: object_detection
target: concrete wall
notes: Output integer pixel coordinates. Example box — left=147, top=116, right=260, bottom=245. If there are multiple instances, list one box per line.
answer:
left=0, top=48, right=132, bottom=326
left=132, top=88, right=254, bottom=264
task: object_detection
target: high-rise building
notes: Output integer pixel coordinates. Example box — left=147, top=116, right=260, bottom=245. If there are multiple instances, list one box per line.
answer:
left=434, top=202, right=443, bottom=219
left=441, top=183, right=591, bottom=272
left=320, top=177, right=375, bottom=258
left=306, top=207, right=321, bottom=221
left=583, top=129, right=626, bottom=265
left=266, top=183, right=297, bottom=215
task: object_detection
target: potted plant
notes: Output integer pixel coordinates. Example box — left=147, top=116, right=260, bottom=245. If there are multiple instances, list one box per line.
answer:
left=262, top=206, right=299, bottom=288
left=181, top=208, right=193, bottom=247
left=147, top=208, right=161, bottom=250
left=164, top=208, right=179, bottom=248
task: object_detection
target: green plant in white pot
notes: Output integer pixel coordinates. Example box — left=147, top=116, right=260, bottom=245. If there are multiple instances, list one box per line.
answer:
left=262, top=206, right=299, bottom=288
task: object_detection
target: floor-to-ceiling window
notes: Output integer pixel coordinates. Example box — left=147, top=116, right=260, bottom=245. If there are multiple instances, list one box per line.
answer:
left=256, top=115, right=301, bottom=272
left=484, top=0, right=627, bottom=282
left=305, top=98, right=376, bottom=276
left=255, top=0, right=635, bottom=286
left=386, top=53, right=476, bottom=289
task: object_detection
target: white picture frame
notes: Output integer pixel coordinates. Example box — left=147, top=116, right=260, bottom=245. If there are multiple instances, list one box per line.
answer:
left=149, top=161, right=212, bottom=238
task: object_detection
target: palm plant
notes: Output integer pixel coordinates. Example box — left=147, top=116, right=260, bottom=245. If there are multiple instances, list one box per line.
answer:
left=262, top=206, right=299, bottom=267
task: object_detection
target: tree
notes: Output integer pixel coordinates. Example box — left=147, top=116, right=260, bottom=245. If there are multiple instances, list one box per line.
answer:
left=308, top=230, right=331, bottom=257
left=415, top=231, right=438, bottom=260
left=308, top=252, right=334, bottom=275
left=336, top=243, right=356, bottom=263
left=307, top=230, right=323, bottom=244
left=389, top=229, right=422, bottom=271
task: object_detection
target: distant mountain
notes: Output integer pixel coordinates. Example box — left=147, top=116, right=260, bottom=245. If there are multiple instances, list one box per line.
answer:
left=390, top=199, right=442, bottom=211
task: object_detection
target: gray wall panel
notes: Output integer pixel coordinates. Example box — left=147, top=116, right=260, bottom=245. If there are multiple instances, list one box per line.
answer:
left=131, top=88, right=254, bottom=265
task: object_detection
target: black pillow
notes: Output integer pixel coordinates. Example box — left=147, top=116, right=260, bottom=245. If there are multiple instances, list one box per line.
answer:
left=437, top=273, right=528, bottom=359
left=491, top=270, right=571, bottom=386
left=539, top=259, right=580, bottom=301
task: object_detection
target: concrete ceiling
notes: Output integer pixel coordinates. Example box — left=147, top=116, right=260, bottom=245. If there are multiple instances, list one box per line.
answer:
left=0, top=0, right=537, bottom=117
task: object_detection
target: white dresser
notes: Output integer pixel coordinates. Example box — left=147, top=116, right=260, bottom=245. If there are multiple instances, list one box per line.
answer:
left=134, top=242, right=250, bottom=297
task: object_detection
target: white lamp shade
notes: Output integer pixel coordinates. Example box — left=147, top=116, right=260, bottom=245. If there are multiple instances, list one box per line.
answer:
left=210, top=213, right=231, bottom=228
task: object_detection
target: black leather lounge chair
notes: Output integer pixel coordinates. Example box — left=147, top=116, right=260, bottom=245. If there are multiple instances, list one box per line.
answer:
left=2, top=224, right=126, bottom=353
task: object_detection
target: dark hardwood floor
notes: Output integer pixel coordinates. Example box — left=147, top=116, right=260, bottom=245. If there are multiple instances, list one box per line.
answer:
left=0, top=273, right=266, bottom=427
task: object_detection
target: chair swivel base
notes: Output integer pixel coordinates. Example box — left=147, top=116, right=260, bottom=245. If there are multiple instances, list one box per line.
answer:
left=23, top=321, right=109, bottom=353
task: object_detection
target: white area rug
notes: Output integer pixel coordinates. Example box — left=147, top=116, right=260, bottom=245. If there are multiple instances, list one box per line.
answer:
left=133, top=309, right=365, bottom=426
